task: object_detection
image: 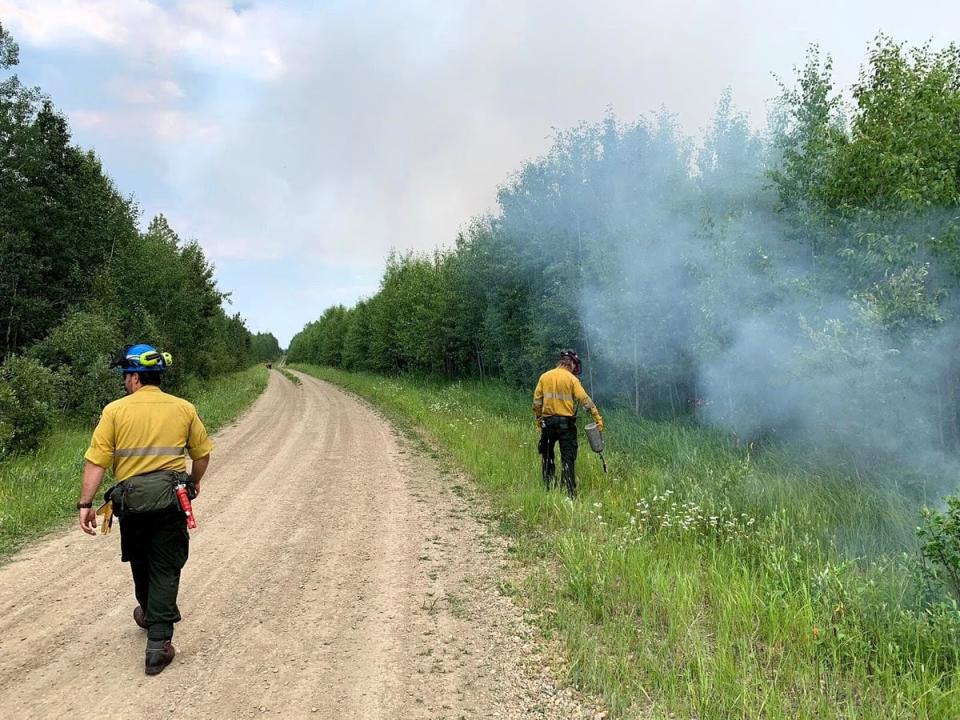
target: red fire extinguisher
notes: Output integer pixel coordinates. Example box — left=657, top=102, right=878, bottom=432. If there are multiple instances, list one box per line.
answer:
left=175, top=482, right=197, bottom=529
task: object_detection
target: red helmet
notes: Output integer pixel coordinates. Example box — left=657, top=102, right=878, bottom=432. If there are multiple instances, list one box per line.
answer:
left=559, top=349, right=582, bottom=376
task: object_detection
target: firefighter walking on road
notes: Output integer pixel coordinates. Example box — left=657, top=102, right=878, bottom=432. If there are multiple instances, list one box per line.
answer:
left=77, top=344, right=213, bottom=676
left=533, top=349, right=603, bottom=498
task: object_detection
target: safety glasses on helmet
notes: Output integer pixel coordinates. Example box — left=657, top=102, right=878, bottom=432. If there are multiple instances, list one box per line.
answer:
left=110, top=349, right=173, bottom=370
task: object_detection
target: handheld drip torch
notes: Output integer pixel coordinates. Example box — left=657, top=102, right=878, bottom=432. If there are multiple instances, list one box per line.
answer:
left=584, top=422, right=608, bottom=473
left=175, top=481, right=197, bottom=529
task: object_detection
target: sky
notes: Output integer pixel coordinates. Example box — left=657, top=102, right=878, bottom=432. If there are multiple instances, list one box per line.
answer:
left=0, top=1, right=958, bottom=346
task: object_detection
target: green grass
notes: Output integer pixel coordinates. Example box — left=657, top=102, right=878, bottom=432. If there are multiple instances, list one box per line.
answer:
left=0, top=365, right=269, bottom=559
left=295, top=365, right=960, bottom=720
left=278, top=367, right=302, bottom=386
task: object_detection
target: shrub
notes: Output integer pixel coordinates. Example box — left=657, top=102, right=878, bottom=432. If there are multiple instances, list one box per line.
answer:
left=918, top=496, right=960, bottom=604
left=0, top=384, right=15, bottom=452
left=29, top=311, right=120, bottom=421
left=0, top=356, right=58, bottom=456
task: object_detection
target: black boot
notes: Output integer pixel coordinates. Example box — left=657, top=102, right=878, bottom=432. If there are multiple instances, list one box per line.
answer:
left=561, top=461, right=576, bottom=499
left=542, top=465, right=556, bottom=491
left=540, top=439, right=555, bottom=491
left=145, top=639, right=176, bottom=676
left=133, top=606, right=148, bottom=630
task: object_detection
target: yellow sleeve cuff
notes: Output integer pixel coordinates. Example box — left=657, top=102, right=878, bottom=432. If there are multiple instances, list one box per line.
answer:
left=84, top=448, right=113, bottom=469
left=188, top=440, right=214, bottom=460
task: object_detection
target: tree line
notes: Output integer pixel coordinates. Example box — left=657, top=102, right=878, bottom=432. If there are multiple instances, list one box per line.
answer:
left=290, top=36, right=960, bottom=482
left=0, top=21, right=280, bottom=456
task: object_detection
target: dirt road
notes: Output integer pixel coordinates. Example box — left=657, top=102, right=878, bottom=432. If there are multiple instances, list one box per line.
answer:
left=0, top=371, right=601, bottom=719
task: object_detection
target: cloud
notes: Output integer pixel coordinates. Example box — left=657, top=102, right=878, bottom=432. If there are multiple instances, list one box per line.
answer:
left=108, top=76, right=185, bottom=105
left=68, top=106, right=221, bottom=142
left=0, top=0, right=294, bottom=80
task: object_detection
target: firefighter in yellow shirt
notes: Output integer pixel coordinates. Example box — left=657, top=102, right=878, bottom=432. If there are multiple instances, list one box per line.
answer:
left=77, top=344, right=213, bottom=676
left=532, top=349, right=603, bottom=498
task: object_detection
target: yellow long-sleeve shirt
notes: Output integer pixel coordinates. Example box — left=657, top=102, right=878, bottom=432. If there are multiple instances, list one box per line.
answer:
left=532, top=367, right=602, bottom=426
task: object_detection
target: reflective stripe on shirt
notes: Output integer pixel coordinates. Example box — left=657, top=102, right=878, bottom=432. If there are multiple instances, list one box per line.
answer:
left=115, top=446, right=187, bottom=458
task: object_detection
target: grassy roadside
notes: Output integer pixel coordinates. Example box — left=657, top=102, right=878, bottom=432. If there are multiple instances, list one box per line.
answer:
left=278, top=367, right=302, bottom=386
left=296, top=364, right=960, bottom=720
left=0, top=364, right=269, bottom=559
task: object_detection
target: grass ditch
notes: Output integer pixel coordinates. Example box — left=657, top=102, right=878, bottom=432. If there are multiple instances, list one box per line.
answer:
left=279, top=367, right=302, bottom=386
left=0, top=364, right=269, bottom=559
left=296, top=364, right=960, bottom=720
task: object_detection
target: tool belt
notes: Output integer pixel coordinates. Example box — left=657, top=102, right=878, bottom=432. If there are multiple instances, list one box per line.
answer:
left=539, top=415, right=576, bottom=431
left=106, top=470, right=192, bottom=519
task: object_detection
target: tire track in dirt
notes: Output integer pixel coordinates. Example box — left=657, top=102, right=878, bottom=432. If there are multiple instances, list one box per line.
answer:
left=0, top=370, right=603, bottom=719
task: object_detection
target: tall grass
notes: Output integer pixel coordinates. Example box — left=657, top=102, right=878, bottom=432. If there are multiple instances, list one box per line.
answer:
left=297, top=365, right=960, bottom=720
left=0, top=365, right=269, bottom=558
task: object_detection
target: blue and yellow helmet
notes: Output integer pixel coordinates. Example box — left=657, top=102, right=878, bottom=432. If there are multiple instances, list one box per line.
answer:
left=112, top=343, right=173, bottom=373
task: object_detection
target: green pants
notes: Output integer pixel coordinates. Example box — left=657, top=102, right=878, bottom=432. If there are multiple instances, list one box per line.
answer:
left=120, top=508, right=189, bottom=641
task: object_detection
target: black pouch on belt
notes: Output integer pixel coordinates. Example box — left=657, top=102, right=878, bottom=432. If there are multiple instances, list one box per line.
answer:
left=104, top=483, right=124, bottom=519
left=542, top=416, right=575, bottom=431
left=118, top=470, right=189, bottom=514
